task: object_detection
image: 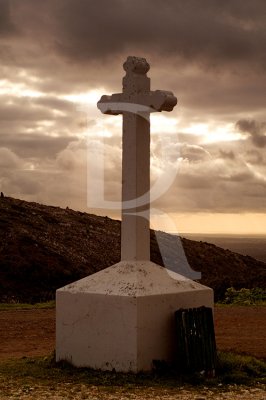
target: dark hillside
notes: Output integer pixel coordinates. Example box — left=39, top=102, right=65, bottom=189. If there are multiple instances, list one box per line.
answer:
left=0, top=197, right=265, bottom=302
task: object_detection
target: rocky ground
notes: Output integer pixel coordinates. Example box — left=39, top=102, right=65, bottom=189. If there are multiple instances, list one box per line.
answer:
left=0, top=306, right=265, bottom=399
left=0, top=381, right=265, bottom=400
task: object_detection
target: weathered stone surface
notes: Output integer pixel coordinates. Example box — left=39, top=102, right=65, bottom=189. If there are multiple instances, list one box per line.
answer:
left=56, top=261, right=213, bottom=371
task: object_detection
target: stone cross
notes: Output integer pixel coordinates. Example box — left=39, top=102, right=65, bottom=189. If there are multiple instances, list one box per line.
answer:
left=97, top=56, right=177, bottom=261
left=56, top=57, right=212, bottom=372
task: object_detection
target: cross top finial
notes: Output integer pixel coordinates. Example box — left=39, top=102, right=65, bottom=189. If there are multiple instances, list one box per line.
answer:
left=123, top=56, right=150, bottom=75
left=98, top=56, right=177, bottom=114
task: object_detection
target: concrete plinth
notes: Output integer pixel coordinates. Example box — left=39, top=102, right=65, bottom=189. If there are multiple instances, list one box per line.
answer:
left=56, top=261, right=213, bottom=372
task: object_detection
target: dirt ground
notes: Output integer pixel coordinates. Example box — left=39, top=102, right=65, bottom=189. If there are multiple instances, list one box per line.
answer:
left=0, top=306, right=265, bottom=360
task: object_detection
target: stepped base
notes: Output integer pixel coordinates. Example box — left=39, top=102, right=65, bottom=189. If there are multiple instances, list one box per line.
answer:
left=56, top=261, right=213, bottom=372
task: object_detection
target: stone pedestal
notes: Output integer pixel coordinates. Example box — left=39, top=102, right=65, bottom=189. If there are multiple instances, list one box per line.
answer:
left=56, top=261, right=213, bottom=372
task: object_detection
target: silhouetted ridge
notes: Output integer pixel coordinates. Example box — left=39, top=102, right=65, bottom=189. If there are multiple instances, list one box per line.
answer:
left=0, top=197, right=265, bottom=302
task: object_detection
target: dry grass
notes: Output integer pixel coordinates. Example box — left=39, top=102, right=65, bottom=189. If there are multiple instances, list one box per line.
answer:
left=0, top=353, right=265, bottom=399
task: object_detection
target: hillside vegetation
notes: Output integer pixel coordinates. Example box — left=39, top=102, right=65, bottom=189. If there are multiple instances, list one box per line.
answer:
left=0, top=197, right=265, bottom=302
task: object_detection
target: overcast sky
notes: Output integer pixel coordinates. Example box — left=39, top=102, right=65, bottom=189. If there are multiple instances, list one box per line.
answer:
left=0, top=0, right=266, bottom=233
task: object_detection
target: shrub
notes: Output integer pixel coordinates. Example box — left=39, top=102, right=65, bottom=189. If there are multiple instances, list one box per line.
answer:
left=222, top=287, right=266, bottom=305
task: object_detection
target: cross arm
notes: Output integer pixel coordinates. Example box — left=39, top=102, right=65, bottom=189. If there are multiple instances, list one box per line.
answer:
left=148, top=90, right=177, bottom=112
left=97, top=90, right=177, bottom=115
left=97, top=94, right=123, bottom=115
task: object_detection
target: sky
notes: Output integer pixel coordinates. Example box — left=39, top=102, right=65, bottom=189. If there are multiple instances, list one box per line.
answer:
left=0, top=0, right=266, bottom=234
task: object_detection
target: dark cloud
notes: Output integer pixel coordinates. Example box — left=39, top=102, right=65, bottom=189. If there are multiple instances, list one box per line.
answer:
left=4, top=171, right=42, bottom=195
left=50, top=0, right=266, bottom=71
left=180, top=144, right=210, bottom=162
left=6, top=0, right=266, bottom=71
left=236, top=119, right=266, bottom=147
left=35, top=97, right=75, bottom=113
left=0, top=147, right=20, bottom=168
left=245, top=149, right=265, bottom=165
left=0, top=0, right=264, bottom=121
left=223, top=171, right=253, bottom=182
left=0, top=133, right=78, bottom=158
left=219, top=150, right=235, bottom=160
left=0, top=93, right=90, bottom=148
left=176, top=174, right=212, bottom=189
left=0, top=0, right=265, bottom=216
left=0, top=99, right=51, bottom=122
left=0, top=0, right=17, bottom=36
left=159, top=157, right=266, bottom=213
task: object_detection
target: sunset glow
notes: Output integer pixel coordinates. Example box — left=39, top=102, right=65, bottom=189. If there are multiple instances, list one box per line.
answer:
left=0, top=1, right=265, bottom=234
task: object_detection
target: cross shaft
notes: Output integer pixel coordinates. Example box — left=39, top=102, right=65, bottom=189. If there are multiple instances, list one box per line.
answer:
left=97, top=56, right=177, bottom=261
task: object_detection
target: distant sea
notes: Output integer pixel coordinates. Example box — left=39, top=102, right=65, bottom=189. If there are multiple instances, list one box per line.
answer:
left=180, top=233, right=266, bottom=264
